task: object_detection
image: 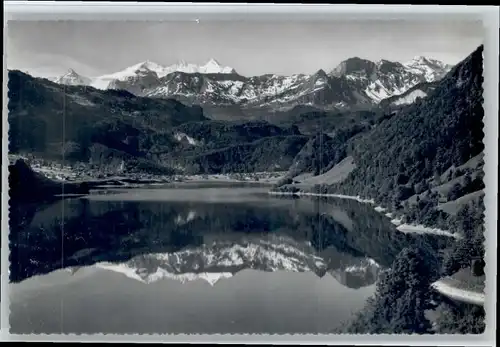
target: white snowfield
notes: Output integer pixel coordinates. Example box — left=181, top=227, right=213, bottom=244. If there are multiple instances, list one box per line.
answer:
left=391, top=89, right=428, bottom=106
left=431, top=281, right=485, bottom=306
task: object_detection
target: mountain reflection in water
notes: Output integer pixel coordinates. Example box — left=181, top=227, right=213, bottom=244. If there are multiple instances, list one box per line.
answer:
left=9, top=186, right=452, bottom=334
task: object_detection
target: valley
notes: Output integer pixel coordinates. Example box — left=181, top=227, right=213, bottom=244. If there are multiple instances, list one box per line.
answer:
left=8, top=42, right=486, bottom=335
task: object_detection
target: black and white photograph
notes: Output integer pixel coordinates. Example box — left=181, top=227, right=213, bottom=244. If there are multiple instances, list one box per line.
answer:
left=2, top=3, right=498, bottom=340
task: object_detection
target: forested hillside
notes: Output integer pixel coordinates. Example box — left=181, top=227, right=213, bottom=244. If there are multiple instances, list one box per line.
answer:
left=267, top=108, right=381, bottom=135
left=173, top=120, right=301, bottom=151
left=339, top=247, right=440, bottom=334
left=8, top=71, right=208, bottom=174
left=285, top=124, right=369, bottom=180
left=181, top=135, right=308, bottom=174
left=378, top=81, right=438, bottom=109
left=8, top=71, right=310, bottom=175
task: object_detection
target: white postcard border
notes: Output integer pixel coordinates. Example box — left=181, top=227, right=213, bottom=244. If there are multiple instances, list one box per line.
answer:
left=2, top=3, right=498, bottom=344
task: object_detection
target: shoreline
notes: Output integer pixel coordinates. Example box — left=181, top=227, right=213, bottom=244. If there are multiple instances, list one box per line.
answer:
left=268, top=190, right=461, bottom=240
left=30, top=164, right=286, bottom=187
left=22, top=155, right=462, bottom=241
left=268, top=190, right=376, bottom=204
left=32, top=172, right=286, bottom=189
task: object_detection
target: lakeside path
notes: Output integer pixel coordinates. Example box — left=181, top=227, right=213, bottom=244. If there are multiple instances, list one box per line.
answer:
left=431, top=280, right=485, bottom=306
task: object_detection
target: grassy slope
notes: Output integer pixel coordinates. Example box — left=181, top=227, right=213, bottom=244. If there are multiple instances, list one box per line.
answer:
left=439, top=268, right=485, bottom=293
left=437, top=191, right=484, bottom=216
left=404, top=153, right=484, bottom=206
left=285, top=156, right=356, bottom=190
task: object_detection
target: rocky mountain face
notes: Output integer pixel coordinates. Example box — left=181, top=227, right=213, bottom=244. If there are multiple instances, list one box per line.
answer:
left=52, top=56, right=452, bottom=111
left=54, top=69, right=92, bottom=86
left=331, top=56, right=451, bottom=103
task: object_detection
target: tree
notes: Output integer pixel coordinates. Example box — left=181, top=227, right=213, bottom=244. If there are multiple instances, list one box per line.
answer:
left=433, top=171, right=442, bottom=185
left=447, top=182, right=463, bottom=202
left=435, top=302, right=485, bottom=334
left=463, top=172, right=472, bottom=190
left=442, top=201, right=485, bottom=275
left=414, top=181, right=429, bottom=195
left=435, top=147, right=447, bottom=173
left=447, top=169, right=454, bottom=181
left=345, top=247, right=437, bottom=334
left=472, top=258, right=485, bottom=276
left=392, top=200, right=402, bottom=211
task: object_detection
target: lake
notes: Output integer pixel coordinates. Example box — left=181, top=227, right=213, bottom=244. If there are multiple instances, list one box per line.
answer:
left=8, top=184, right=451, bottom=334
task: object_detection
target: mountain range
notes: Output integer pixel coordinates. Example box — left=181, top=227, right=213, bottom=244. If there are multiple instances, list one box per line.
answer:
left=8, top=46, right=481, bottom=182
left=51, top=56, right=452, bottom=111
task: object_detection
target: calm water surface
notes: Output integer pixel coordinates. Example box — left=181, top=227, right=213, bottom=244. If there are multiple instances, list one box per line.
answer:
left=9, top=184, right=450, bottom=334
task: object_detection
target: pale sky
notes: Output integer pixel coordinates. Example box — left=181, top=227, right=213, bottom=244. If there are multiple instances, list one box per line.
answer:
left=7, top=20, right=484, bottom=78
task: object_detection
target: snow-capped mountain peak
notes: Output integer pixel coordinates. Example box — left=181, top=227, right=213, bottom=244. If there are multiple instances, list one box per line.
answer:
left=199, top=58, right=236, bottom=74
left=402, top=55, right=452, bottom=82
left=412, top=55, right=429, bottom=63
left=51, top=53, right=452, bottom=108
left=406, top=55, right=440, bottom=67
left=54, top=68, right=91, bottom=86
left=205, top=58, right=220, bottom=66
left=408, top=55, right=447, bottom=67
left=83, top=59, right=238, bottom=90
left=97, top=60, right=163, bottom=80
left=132, top=60, right=164, bottom=73
left=152, top=58, right=236, bottom=75
left=324, top=55, right=452, bottom=103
